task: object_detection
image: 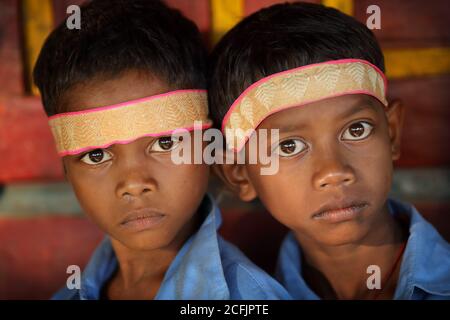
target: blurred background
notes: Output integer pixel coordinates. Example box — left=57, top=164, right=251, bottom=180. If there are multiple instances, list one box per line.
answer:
left=0, top=0, right=449, bottom=299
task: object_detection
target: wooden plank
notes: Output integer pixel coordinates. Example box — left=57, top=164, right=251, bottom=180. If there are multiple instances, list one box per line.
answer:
left=165, top=0, right=211, bottom=44
left=244, top=0, right=320, bottom=16
left=414, top=202, right=450, bottom=243
left=0, top=0, right=24, bottom=96
left=384, top=47, right=450, bottom=79
left=52, top=0, right=85, bottom=26
left=391, top=169, right=450, bottom=202
left=0, top=216, right=103, bottom=299
left=322, top=0, right=353, bottom=16
left=0, top=96, right=64, bottom=183
left=0, top=183, right=81, bottom=217
left=354, top=0, right=450, bottom=48
left=211, top=0, right=244, bottom=45
left=21, top=0, right=54, bottom=96
left=389, top=75, right=450, bottom=167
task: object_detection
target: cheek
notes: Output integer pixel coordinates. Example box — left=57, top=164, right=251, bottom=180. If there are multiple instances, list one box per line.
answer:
left=67, top=168, right=113, bottom=221
left=246, top=163, right=311, bottom=225
left=365, top=154, right=392, bottom=203
left=349, top=133, right=393, bottom=201
left=160, top=163, right=210, bottom=208
left=344, top=150, right=393, bottom=240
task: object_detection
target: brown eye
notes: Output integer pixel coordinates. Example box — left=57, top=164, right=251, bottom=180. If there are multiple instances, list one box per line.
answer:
left=274, top=139, right=307, bottom=157
left=342, top=121, right=373, bottom=141
left=80, top=149, right=112, bottom=165
left=349, top=123, right=365, bottom=137
left=151, top=135, right=183, bottom=152
left=89, top=149, right=104, bottom=162
left=280, top=141, right=297, bottom=154
left=158, top=137, right=174, bottom=150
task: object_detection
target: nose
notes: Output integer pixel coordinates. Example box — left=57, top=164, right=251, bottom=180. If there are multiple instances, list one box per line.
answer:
left=115, top=163, right=157, bottom=201
left=312, top=149, right=356, bottom=190
left=117, top=178, right=156, bottom=200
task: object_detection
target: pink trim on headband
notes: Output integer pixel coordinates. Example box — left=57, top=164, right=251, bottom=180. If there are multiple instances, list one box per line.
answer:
left=49, top=89, right=207, bottom=120
left=221, top=59, right=388, bottom=133
left=58, top=122, right=212, bottom=157
left=228, top=90, right=387, bottom=153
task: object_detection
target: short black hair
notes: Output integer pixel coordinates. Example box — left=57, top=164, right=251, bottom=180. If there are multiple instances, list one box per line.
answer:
left=34, top=0, right=207, bottom=116
left=208, top=2, right=385, bottom=128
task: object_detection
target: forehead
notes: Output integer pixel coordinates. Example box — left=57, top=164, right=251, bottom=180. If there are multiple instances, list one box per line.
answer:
left=60, top=70, right=171, bottom=113
left=258, top=94, right=384, bottom=130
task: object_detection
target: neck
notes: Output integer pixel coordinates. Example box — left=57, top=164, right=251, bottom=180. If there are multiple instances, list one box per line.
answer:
left=296, top=204, right=406, bottom=299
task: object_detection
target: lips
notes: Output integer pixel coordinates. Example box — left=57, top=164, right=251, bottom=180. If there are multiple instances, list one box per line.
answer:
left=120, top=208, right=166, bottom=231
left=312, top=200, right=369, bottom=223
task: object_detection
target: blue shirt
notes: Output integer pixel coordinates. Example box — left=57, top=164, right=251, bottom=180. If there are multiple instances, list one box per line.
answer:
left=276, top=198, right=450, bottom=300
left=53, top=194, right=290, bottom=300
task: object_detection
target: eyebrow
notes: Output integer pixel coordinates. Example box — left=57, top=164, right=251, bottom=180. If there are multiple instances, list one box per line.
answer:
left=274, top=97, right=379, bottom=134
left=278, top=123, right=306, bottom=133
left=338, top=97, right=379, bottom=120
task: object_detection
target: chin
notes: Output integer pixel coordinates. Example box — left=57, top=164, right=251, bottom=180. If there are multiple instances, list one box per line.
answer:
left=315, top=223, right=369, bottom=247
left=120, top=232, right=174, bottom=251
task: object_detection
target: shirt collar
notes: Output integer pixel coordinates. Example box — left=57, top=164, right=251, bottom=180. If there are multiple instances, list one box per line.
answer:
left=79, top=193, right=230, bottom=300
left=275, top=232, right=319, bottom=299
left=79, top=237, right=117, bottom=300
left=276, top=198, right=450, bottom=299
left=388, top=198, right=450, bottom=299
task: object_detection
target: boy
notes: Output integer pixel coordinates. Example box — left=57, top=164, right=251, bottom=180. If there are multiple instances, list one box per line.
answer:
left=208, top=2, right=450, bottom=299
left=34, top=0, right=289, bottom=300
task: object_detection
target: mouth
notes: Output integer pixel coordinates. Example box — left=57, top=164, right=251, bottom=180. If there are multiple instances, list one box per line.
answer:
left=120, top=208, right=166, bottom=231
left=311, top=200, right=369, bottom=223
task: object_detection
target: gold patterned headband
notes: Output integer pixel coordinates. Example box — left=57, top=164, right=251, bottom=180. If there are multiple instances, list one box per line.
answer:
left=49, top=90, right=212, bottom=156
left=222, top=59, right=388, bottom=151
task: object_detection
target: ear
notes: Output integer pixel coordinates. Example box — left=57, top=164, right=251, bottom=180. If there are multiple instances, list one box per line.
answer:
left=212, top=163, right=257, bottom=202
left=386, top=99, right=405, bottom=161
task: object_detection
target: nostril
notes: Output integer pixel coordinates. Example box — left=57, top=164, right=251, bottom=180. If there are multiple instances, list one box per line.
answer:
left=122, top=192, right=133, bottom=202
left=343, top=177, right=354, bottom=184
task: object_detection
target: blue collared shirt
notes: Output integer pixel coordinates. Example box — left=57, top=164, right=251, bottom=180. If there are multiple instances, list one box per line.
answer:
left=275, top=198, right=450, bottom=300
left=53, top=194, right=290, bottom=300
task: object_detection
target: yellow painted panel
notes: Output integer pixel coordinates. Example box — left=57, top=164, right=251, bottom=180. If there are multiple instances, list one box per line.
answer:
left=322, top=0, right=353, bottom=16
left=211, top=0, right=244, bottom=45
left=384, top=47, right=450, bottom=79
left=22, top=0, right=54, bottom=95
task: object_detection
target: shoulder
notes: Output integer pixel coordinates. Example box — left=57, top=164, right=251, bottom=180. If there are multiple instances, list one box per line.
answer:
left=217, top=236, right=291, bottom=300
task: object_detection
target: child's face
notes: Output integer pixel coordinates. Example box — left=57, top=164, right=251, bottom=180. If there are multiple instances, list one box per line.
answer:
left=61, top=71, right=210, bottom=251
left=219, top=94, right=403, bottom=246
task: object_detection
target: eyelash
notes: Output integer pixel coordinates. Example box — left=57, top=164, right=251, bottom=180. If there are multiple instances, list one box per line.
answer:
left=79, top=149, right=113, bottom=165
left=340, top=120, right=375, bottom=141
left=77, top=136, right=183, bottom=166
left=272, top=120, right=374, bottom=158
left=149, top=136, right=183, bottom=153
left=273, top=138, right=308, bottom=158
